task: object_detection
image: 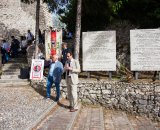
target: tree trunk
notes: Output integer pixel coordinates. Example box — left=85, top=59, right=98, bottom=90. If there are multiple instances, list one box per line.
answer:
left=74, top=0, right=82, bottom=60
left=0, top=50, right=2, bottom=69
left=35, top=0, right=40, bottom=59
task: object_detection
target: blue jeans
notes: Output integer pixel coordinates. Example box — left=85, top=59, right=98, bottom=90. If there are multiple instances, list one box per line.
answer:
left=46, top=75, right=60, bottom=100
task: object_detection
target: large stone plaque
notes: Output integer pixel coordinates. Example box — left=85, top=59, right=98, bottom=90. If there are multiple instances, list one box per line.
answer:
left=130, top=29, right=160, bottom=71
left=82, top=31, right=116, bottom=71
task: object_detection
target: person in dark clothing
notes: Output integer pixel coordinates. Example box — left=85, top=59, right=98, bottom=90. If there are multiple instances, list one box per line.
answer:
left=61, top=43, right=70, bottom=66
left=41, top=30, right=45, bottom=44
left=20, top=36, right=27, bottom=54
left=1, top=47, right=7, bottom=64
left=61, top=43, right=70, bottom=78
left=62, top=28, right=67, bottom=40
left=10, top=36, right=20, bottom=58
left=39, top=29, right=43, bottom=44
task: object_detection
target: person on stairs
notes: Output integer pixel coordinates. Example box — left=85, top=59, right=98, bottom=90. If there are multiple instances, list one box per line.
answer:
left=10, top=36, right=20, bottom=58
left=1, top=39, right=10, bottom=63
left=26, top=30, right=34, bottom=42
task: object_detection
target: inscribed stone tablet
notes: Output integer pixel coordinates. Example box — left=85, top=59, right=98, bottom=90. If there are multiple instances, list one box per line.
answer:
left=130, top=29, right=160, bottom=71
left=82, top=31, right=116, bottom=71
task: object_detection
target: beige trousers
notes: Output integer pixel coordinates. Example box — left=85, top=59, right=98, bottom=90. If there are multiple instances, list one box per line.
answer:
left=67, top=77, right=78, bottom=109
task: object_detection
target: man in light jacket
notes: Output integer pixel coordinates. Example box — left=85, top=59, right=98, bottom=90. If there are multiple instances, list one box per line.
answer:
left=64, top=51, right=80, bottom=112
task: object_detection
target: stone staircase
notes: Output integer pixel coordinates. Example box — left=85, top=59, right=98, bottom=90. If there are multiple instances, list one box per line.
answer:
left=0, top=55, right=30, bottom=87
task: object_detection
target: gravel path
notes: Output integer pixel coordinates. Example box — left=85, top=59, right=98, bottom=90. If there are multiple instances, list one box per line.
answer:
left=0, top=86, right=54, bottom=130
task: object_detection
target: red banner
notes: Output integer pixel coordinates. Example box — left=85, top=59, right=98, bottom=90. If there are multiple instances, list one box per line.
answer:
left=50, top=30, right=62, bottom=56
left=51, top=48, right=56, bottom=55
left=51, top=31, right=56, bottom=46
left=51, top=31, right=56, bottom=55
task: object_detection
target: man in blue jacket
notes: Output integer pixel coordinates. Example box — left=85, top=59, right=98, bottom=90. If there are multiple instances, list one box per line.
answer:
left=46, top=55, right=63, bottom=101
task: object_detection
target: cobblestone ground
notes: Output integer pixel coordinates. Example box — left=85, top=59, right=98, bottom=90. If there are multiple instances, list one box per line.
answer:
left=0, top=86, right=55, bottom=130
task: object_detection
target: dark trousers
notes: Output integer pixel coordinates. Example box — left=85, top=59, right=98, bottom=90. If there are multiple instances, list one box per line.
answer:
left=11, top=49, right=18, bottom=58
left=46, top=75, right=60, bottom=100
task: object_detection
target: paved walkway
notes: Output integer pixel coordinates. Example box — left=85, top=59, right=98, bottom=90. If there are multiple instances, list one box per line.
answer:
left=0, top=86, right=159, bottom=130
left=33, top=99, right=81, bottom=130
left=32, top=101, right=160, bottom=130
left=104, top=110, right=159, bottom=130
left=72, top=106, right=104, bottom=130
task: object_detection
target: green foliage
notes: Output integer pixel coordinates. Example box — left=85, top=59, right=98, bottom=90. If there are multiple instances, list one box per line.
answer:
left=111, top=0, right=128, bottom=15
left=114, top=0, right=160, bottom=28
left=22, top=0, right=160, bottom=30
left=60, top=0, right=160, bottom=31
left=61, top=0, right=111, bottom=32
left=82, top=0, right=110, bottom=31
left=60, top=0, right=77, bottom=32
left=112, top=1, right=122, bottom=14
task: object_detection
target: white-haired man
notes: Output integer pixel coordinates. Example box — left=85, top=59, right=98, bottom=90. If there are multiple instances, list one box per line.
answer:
left=46, top=55, right=63, bottom=101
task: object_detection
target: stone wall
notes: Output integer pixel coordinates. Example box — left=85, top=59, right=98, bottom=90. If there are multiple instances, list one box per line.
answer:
left=31, top=79, right=160, bottom=121
left=0, top=0, right=52, bottom=41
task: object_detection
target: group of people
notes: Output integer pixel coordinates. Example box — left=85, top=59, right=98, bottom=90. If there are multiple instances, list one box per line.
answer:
left=1, top=30, right=35, bottom=64
left=46, top=45, right=80, bottom=112
left=1, top=29, right=79, bottom=112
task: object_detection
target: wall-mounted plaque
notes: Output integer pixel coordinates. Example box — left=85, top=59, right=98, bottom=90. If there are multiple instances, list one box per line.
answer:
left=82, top=31, right=116, bottom=71
left=130, top=29, right=160, bottom=71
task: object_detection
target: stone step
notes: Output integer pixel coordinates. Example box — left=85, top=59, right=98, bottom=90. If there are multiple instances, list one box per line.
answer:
left=1, top=75, right=20, bottom=79
left=2, top=65, right=21, bottom=68
left=4, top=62, right=28, bottom=65
left=9, top=57, right=27, bottom=61
left=0, top=81, right=30, bottom=87
left=3, top=67, right=20, bottom=71
left=8, top=61, right=27, bottom=64
left=0, top=79, right=29, bottom=83
left=72, top=106, right=105, bottom=130
left=33, top=99, right=81, bottom=130
left=2, top=71, right=20, bottom=75
left=2, top=64, right=28, bottom=69
left=8, top=59, right=27, bottom=63
left=2, top=69, right=20, bottom=72
left=2, top=64, right=21, bottom=69
left=4, top=63, right=22, bottom=66
left=9, top=58, right=27, bottom=60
